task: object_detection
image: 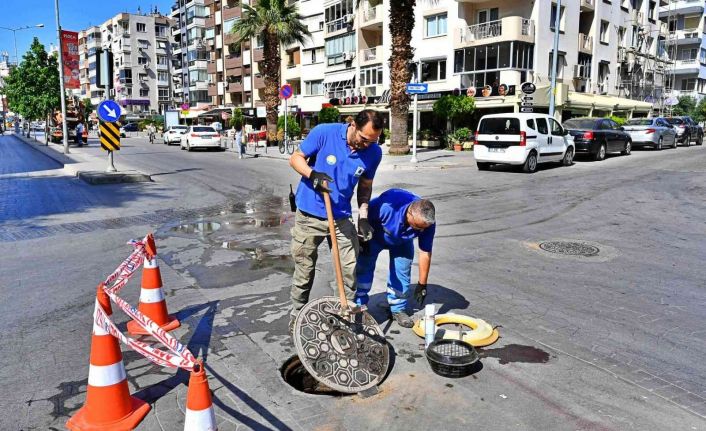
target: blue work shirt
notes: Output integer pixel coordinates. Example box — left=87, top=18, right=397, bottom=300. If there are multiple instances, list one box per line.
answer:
left=369, top=189, right=436, bottom=252
left=295, top=123, right=382, bottom=219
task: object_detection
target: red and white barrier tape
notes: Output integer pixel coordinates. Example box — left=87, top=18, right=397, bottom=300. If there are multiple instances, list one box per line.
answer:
left=96, top=235, right=197, bottom=371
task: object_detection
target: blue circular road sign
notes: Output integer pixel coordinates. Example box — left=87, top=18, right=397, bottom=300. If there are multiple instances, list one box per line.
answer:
left=97, top=100, right=122, bottom=123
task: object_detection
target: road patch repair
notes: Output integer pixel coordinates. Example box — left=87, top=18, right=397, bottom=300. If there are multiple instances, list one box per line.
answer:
left=76, top=170, right=152, bottom=185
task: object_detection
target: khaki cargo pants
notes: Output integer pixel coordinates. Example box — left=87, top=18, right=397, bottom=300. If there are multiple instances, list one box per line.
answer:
left=290, top=209, right=359, bottom=318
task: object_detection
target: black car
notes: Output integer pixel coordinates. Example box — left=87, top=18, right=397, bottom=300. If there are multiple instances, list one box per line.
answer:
left=563, top=117, right=632, bottom=161
left=665, top=116, right=703, bottom=146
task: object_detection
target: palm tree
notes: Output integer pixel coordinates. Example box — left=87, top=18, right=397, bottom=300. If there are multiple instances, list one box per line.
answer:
left=231, top=0, right=310, bottom=140
left=387, top=0, right=417, bottom=155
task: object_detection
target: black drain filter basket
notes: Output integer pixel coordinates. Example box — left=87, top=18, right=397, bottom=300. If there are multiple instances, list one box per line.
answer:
left=425, top=339, right=480, bottom=378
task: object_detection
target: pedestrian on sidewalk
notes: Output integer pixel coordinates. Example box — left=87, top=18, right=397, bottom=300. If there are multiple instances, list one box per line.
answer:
left=355, top=189, right=436, bottom=328
left=287, top=109, right=384, bottom=335
left=75, top=122, right=85, bottom=147
left=235, top=126, right=244, bottom=159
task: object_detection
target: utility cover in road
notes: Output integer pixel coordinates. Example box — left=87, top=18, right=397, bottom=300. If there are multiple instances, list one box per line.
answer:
left=99, top=122, right=121, bottom=151
left=97, top=100, right=121, bottom=123
left=406, top=83, right=429, bottom=94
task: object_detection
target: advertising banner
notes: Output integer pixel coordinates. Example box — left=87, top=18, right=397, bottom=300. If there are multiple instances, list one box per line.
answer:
left=60, top=30, right=80, bottom=89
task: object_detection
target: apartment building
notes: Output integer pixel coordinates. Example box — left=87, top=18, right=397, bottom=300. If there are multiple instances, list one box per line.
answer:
left=78, top=11, right=176, bottom=116
left=170, top=0, right=212, bottom=109
left=199, top=0, right=267, bottom=118
left=660, top=0, right=706, bottom=102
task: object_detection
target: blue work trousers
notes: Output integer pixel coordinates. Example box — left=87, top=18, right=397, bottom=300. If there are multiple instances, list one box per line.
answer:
left=355, top=238, right=414, bottom=313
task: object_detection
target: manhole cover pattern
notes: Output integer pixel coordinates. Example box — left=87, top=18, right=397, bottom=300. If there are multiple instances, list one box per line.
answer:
left=293, top=297, right=389, bottom=394
left=539, top=241, right=599, bottom=256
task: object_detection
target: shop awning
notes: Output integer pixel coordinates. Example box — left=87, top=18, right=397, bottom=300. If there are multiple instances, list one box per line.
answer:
left=323, top=70, right=356, bottom=84
left=199, top=107, right=233, bottom=118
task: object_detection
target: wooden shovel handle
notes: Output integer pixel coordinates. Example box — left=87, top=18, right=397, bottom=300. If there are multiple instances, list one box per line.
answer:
left=321, top=181, right=349, bottom=310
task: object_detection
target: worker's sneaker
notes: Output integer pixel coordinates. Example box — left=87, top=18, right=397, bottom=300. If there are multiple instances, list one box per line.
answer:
left=392, top=311, right=414, bottom=328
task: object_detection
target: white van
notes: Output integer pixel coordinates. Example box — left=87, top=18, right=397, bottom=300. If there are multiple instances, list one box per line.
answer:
left=474, top=113, right=575, bottom=173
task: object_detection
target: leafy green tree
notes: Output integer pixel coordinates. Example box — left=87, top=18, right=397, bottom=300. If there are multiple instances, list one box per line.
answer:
left=432, top=95, right=476, bottom=131
left=691, top=98, right=706, bottom=123
left=2, top=38, right=60, bottom=139
left=317, top=106, right=340, bottom=124
left=672, top=95, right=697, bottom=117
left=231, top=0, right=310, bottom=140
left=609, top=115, right=627, bottom=126
left=82, top=98, right=94, bottom=117
left=278, top=114, right=300, bottom=138
left=229, top=108, right=245, bottom=129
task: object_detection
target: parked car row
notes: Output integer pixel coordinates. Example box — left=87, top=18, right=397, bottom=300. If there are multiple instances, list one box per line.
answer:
left=474, top=113, right=703, bottom=173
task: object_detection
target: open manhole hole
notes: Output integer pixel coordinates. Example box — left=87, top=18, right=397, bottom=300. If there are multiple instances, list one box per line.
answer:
left=280, top=355, right=341, bottom=396
left=538, top=241, right=599, bottom=257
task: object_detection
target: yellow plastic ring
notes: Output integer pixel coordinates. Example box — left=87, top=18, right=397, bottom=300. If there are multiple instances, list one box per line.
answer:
left=413, top=313, right=500, bottom=347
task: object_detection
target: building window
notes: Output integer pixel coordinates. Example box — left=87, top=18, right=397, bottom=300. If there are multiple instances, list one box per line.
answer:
left=119, top=69, right=132, bottom=84
left=311, top=49, right=317, bottom=63
left=360, top=65, right=383, bottom=86
left=137, top=23, right=146, bottom=33
left=305, top=80, right=323, bottom=95
left=138, top=39, right=149, bottom=49
left=453, top=42, right=530, bottom=74
left=139, top=73, right=148, bottom=82
left=548, top=52, right=566, bottom=79
left=255, top=35, right=264, bottom=49
left=324, top=0, right=355, bottom=33
left=155, top=25, right=167, bottom=38
left=550, top=4, right=565, bottom=32
left=140, top=88, right=149, bottom=97
left=618, top=27, right=626, bottom=45
left=325, top=33, right=356, bottom=65
left=158, top=87, right=170, bottom=98
left=681, top=78, right=696, bottom=91
left=680, top=48, right=697, bottom=61
left=421, top=59, right=446, bottom=82
left=138, top=57, right=149, bottom=65
left=425, top=13, right=447, bottom=38
left=600, top=21, right=609, bottom=44
left=158, top=71, right=169, bottom=82
left=157, top=55, right=168, bottom=65
left=223, top=18, right=239, bottom=34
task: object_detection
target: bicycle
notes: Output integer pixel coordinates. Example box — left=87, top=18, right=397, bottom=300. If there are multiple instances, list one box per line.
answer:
left=278, top=136, right=298, bottom=155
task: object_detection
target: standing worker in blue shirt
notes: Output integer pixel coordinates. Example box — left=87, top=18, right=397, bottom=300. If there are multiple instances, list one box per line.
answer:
left=355, top=189, right=436, bottom=328
left=288, top=109, right=384, bottom=333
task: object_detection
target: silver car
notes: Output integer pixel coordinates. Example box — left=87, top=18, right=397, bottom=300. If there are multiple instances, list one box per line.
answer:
left=622, top=117, right=677, bottom=150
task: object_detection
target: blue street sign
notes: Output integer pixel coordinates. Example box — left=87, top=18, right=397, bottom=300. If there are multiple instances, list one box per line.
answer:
left=280, top=84, right=293, bottom=99
left=406, top=83, right=428, bottom=94
left=98, top=100, right=121, bottom=123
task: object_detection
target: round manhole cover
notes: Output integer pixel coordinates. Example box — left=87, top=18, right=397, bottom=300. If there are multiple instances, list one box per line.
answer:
left=539, top=241, right=599, bottom=257
left=293, top=296, right=389, bottom=394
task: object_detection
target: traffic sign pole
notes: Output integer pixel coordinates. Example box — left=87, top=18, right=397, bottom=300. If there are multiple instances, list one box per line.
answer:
left=102, top=49, right=117, bottom=172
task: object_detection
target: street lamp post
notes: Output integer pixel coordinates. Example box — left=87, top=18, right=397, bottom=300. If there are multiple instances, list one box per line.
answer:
left=54, top=0, right=69, bottom=154
left=0, top=24, right=45, bottom=65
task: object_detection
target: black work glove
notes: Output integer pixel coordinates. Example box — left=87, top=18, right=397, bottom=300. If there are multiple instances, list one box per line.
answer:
left=414, top=283, right=427, bottom=305
left=358, top=218, right=374, bottom=242
left=309, top=170, right=333, bottom=193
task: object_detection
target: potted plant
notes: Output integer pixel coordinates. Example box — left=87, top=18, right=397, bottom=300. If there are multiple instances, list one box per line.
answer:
left=452, top=128, right=471, bottom=151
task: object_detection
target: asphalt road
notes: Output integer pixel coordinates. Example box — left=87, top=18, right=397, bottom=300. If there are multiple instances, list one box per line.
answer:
left=1, top=132, right=705, bottom=430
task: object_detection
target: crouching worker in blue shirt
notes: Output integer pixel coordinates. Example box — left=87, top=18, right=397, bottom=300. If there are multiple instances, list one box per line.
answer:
left=355, top=189, right=436, bottom=328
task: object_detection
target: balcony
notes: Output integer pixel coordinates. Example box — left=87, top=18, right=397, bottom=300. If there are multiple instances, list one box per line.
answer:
left=228, top=82, right=243, bottom=93
left=207, top=61, right=217, bottom=73
left=189, top=60, right=209, bottom=70
left=254, top=75, right=265, bottom=89
left=284, top=63, right=301, bottom=80
left=578, top=33, right=593, bottom=54
left=457, top=17, right=534, bottom=48
left=326, top=15, right=354, bottom=35
left=359, top=46, right=383, bottom=66
left=225, top=55, right=242, bottom=69
left=360, top=5, right=383, bottom=29
left=253, top=48, right=264, bottom=62
left=580, top=0, right=595, bottom=11
left=223, top=5, right=241, bottom=20
left=205, top=16, right=216, bottom=28
left=674, top=58, right=700, bottom=74
left=659, top=0, right=704, bottom=17
left=208, top=83, right=219, bottom=96
left=669, top=28, right=703, bottom=45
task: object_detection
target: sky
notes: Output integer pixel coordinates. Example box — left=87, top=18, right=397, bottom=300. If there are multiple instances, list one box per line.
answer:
left=0, top=0, right=174, bottom=63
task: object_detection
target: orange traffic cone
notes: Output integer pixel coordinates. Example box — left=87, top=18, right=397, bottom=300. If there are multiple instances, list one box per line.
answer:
left=66, top=285, right=151, bottom=430
left=127, top=234, right=180, bottom=335
left=184, top=362, right=217, bottom=431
